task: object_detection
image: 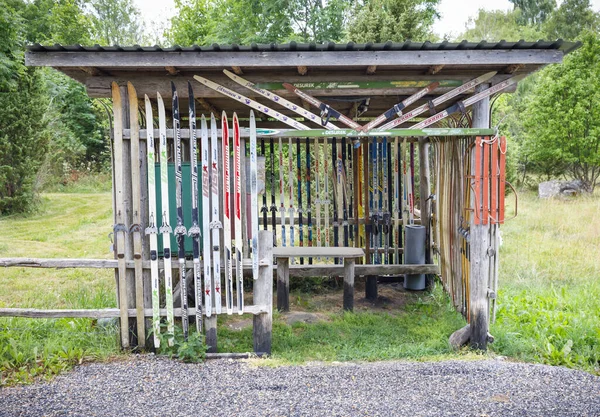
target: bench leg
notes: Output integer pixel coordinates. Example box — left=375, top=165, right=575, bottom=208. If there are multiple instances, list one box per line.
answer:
left=276, top=257, right=290, bottom=312
left=365, top=276, right=378, bottom=301
left=343, top=258, right=355, bottom=312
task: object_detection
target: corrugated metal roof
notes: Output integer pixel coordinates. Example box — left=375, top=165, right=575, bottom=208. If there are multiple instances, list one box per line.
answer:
left=27, top=39, right=581, bottom=54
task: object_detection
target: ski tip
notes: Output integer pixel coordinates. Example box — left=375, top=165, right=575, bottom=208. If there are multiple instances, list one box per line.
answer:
left=481, top=71, right=498, bottom=81
left=144, top=94, right=150, bottom=102
left=223, top=68, right=234, bottom=77
left=170, top=80, right=176, bottom=90
left=221, top=110, right=227, bottom=121
left=126, top=81, right=136, bottom=94
left=211, top=112, right=216, bottom=122
left=188, top=81, right=194, bottom=97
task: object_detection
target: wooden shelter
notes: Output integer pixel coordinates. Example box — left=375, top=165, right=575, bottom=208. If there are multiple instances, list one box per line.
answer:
left=10, top=40, right=579, bottom=352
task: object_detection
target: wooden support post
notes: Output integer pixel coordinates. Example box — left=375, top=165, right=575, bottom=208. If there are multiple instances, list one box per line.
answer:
left=254, top=230, right=273, bottom=354
left=343, top=258, right=355, bottom=311
left=204, top=315, right=217, bottom=353
left=469, top=84, right=491, bottom=350
left=276, top=258, right=289, bottom=312
left=418, top=138, right=433, bottom=288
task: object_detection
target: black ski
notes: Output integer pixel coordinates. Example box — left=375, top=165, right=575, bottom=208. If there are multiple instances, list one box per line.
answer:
left=342, top=137, right=349, bottom=248
left=332, top=137, right=339, bottom=264
left=261, top=139, right=268, bottom=231
left=306, top=138, right=312, bottom=264
left=270, top=139, right=277, bottom=246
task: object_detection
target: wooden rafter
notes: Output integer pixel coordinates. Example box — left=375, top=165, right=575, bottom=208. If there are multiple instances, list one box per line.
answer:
left=297, top=66, right=308, bottom=75
left=231, top=66, right=243, bottom=75
left=427, top=64, right=444, bottom=75
left=195, top=97, right=221, bottom=119
left=504, top=64, right=524, bottom=74
left=165, top=66, right=179, bottom=75
left=366, top=65, right=377, bottom=75
left=79, top=66, right=106, bottom=76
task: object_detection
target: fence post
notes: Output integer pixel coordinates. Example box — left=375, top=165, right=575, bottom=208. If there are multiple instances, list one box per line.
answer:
left=253, top=230, right=273, bottom=354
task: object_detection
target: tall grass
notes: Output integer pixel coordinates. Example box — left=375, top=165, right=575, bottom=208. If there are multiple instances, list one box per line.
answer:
left=491, top=192, right=600, bottom=372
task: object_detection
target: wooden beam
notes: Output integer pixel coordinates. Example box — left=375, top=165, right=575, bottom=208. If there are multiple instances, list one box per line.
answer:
left=79, top=66, right=106, bottom=76
left=427, top=64, right=444, bottom=75
left=504, top=63, right=524, bottom=74
left=231, top=66, right=243, bottom=75
left=297, top=65, right=308, bottom=75
left=26, top=50, right=564, bottom=69
left=196, top=97, right=221, bottom=118
left=165, top=66, right=179, bottom=75
left=366, top=65, right=377, bottom=75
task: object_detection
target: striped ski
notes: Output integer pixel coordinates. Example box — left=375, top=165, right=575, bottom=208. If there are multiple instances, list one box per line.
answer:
left=157, top=92, right=174, bottom=346
left=210, top=114, right=223, bottom=313
left=279, top=138, right=286, bottom=247
left=361, top=81, right=440, bottom=132
left=200, top=115, right=213, bottom=316
left=186, top=82, right=203, bottom=332
left=250, top=111, right=259, bottom=281
left=193, top=75, right=311, bottom=130
left=261, top=139, right=268, bottom=231
left=288, top=138, right=295, bottom=254
left=172, top=82, right=188, bottom=341
left=111, top=83, right=129, bottom=349
left=306, top=138, right=312, bottom=264
left=144, top=94, right=161, bottom=347
left=221, top=112, right=234, bottom=314
left=283, top=83, right=362, bottom=131
left=412, top=75, right=527, bottom=129
left=297, top=138, right=304, bottom=264
left=378, top=71, right=498, bottom=131
left=233, top=113, right=244, bottom=314
left=223, top=69, right=340, bottom=130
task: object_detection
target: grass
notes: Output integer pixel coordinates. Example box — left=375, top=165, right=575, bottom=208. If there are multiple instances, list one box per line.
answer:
left=0, top=188, right=598, bottom=385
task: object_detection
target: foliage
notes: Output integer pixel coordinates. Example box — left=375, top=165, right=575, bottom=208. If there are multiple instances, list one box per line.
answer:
left=509, top=0, right=556, bottom=26
left=543, top=0, right=600, bottom=40
left=89, top=0, right=146, bottom=45
left=287, top=0, right=351, bottom=42
left=521, top=31, right=600, bottom=191
left=460, top=9, right=544, bottom=42
left=347, top=0, right=440, bottom=43
left=156, top=325, right=207, bottom=363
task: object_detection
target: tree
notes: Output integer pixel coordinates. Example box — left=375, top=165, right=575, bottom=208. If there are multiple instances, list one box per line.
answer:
left=543, top=0, right=600, bottom=40
left=288, top=0, right=350, bottom=43
left=346, top=0, right=440, bottom=43
left=509, top=0, right=556, bottom=26
left=89, top=0, right=146, bottom=45
left=521, top=31, right=600, bottom=191
left=460, top=9, right=544, bottom=42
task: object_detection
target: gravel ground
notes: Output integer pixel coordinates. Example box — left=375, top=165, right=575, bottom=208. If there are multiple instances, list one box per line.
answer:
left=1, top=356, right=599, bottom=417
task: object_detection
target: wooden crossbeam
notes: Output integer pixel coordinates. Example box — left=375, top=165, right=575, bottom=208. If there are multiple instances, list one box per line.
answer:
left=165, top=66, right=179, bottom=75
left=196, top=97, right=221, bottom=118
left=79, top=66, right=106, bottom=76
left=427, top=64, right=444, bottom=75
left=366, top=65, right=377, bottom=75
left=504, top=64, right=523, bottom=74
left=297, top=65, right=308, bottom=75
left=231, top=66, right=243, bottom=75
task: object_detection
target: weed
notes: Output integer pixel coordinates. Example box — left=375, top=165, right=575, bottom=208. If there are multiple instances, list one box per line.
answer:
left=155, top=325, right=206, bottom=363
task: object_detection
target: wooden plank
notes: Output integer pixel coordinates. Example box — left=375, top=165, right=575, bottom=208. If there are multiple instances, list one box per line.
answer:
left=26, top=50, right=564, bottom=69
left=276, top=258, right=290, bottom=312
left=343, top=258, right=355, bottom=311
left=469, top=83, right=491, bottom=351
left=0, top=305, right=269, bottom=319
left=165, top=66, right=179, bottom=75
left=297, top=65, right=308, bottom=75
left=418, top=138, right=432, bottom=265
left=196, top=97, right=221, bottom=118
left=366, top=65, right=377, bottom=75
left=79, top=66, right=106, bottom=76
left=254, top=230, right=273, bottom=354
left=273, top=246, right=364, bottom=258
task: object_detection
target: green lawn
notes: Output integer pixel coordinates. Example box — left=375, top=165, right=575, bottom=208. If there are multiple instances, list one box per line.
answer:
left=0, top=190, right=598, bottom=385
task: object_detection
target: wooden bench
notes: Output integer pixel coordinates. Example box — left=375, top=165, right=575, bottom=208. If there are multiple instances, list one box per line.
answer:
left=272, top=247, right=365, bottom=312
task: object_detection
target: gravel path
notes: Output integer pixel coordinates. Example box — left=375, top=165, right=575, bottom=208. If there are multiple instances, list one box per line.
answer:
left=1, top=356, right=599, bottom=416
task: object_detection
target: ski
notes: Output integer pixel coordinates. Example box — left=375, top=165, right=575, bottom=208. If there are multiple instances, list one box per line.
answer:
left=111, top=83, right=129, bottom=349
left=254, top=79, right=463, bottom=90
left=368, top=142, right=375, bottom=264
left=335, top=137, right=343, bottom=263
left=315, top=137, right=322, bottom=256
left=378, top=71, right=498, bottom=131
left=157, top=92, right=174, bottom=346
left=382, top=137, right=390, bottom=264
left=172, top=82, right=188, bottom=341
left=127, top=83, right=145, bottom=346
left=233, top=113, right=244, bottom=314
left=413, top=75, right=527, bottom=129
left=306, top=138, right=312, bottom=264
left=269, top=139, right=277, bottom=247
left=193, top=75, right=311, bottom=131
left=221, top=112, right=234, bottom=314
left=297, top=138, right=304, bottom=264
left=186, top=83, right=203, bottom=332
left=288, top=138, right=295, bottom=256
left=223, top=69, right=340, bottom=130
left=279, top=138, right=287, bottom=247
left=372, top=139, right=380, bottom=265
left=250, top=111, right=259, bottom=281
left=200, top=115, right=213, bottom=316
left=261, top=139, right=268, bottom=231
left=144, top=94, right=161, bottom=347
left=361, top=81, right=440, bottom=132
left=348, top=141, right=355, bottom=244
left=210, top=114, right=223, bottom=314
left=342, top=138, right=349, bottom=249
left=394, top=137, right=400, bottom=263
left=283, top=83, right=363, bottom=131
left=323, top=137, right=330, bottom=253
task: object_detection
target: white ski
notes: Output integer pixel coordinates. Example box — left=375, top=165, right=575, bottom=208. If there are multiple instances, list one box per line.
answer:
left=221, top=112, right=234, bottom=315
left=249, top=111, right=259, bottom=281
left=279, top=137, right=286, bottom=247
left=144, top=94, right=161, bottom=347
left=210, top=114, right=223, bottom=314
left=201, top=115, right=213, bottom=316
left=233, top=113, right=244, bottom=314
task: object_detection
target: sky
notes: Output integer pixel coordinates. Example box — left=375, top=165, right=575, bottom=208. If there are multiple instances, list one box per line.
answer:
left=133, top=0, right=600, bottom=42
